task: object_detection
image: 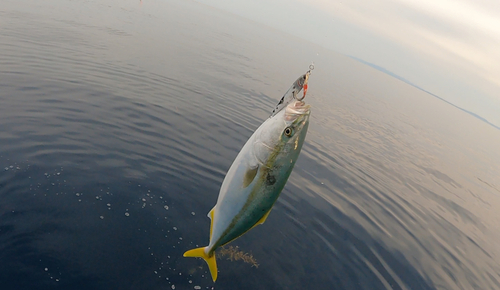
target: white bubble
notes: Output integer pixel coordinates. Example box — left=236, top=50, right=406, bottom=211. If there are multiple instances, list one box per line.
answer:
left=164, top=205, right=169, bottom=210
left=191, top=212, right=195, bottom=216
left=194, top=286, right=201, bottom=290
left=125, top=212, right=130, bottom=217
left=100, top=216, right=104, bottom=219
left=171, top=285, right=175, bottom=289
left=173, top=227, right=177, bottom=230
left=44, top=268, right=48, bottom=271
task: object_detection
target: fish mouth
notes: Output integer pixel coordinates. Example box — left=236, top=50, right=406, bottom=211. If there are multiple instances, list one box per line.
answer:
left=285, top=101, right=311, bottom=116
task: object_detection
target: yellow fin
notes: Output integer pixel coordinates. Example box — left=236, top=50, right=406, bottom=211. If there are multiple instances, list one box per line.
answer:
left=208, top=208, right=215, bottom=239
left=257, top=208, right=271, bottom=225
left=183, top=247, right=218, bottom=282
left=242, top=166, right=258, bottom=188
left=250, top=209, right=272, bottom=230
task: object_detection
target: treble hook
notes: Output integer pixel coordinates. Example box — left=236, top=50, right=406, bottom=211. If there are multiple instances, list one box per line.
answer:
left=297, top=63, right=314, bottom=101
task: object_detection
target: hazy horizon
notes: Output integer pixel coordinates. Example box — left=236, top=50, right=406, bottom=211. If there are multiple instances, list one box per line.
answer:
left=194, top=0, right=500, bottom=128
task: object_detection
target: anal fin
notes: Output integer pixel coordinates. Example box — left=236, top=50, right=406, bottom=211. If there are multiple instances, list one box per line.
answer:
left=208, top=207, right=215, bottom=239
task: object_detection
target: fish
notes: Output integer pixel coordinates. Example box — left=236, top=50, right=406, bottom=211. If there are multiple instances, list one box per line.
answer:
left=183, top=72, right=311, bottom=282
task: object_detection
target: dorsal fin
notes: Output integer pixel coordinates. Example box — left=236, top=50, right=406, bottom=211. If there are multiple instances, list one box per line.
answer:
left=249, top=208, right=272, bottom=231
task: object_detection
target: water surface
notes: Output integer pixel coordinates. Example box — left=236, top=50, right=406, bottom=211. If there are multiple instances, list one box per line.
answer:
left=1, top=0, right=500, bottom=289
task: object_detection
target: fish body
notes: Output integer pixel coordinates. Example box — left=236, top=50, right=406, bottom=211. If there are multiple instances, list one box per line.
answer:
left=184, top=77, right=311, bottom=282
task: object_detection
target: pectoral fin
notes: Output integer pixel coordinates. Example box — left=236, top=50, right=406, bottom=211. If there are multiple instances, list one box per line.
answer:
left=242, top=165, right=259, bottom=188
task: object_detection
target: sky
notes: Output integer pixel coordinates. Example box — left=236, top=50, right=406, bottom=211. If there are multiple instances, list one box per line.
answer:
left=195, top=0, right=500, bottom=128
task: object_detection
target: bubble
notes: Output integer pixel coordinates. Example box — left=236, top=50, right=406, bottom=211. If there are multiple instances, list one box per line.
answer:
left=194, top=286, right=201, bottom=290
left=100, top=216, right=104, bottom=220
left=164, top=205, right=169, bottom=210
left=191, top=212, right=195, bottom=216
left=125, top=212, right=130, bottom=217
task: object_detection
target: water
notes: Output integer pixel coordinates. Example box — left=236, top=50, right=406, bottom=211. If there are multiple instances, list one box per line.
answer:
left=1, top=0, right=500, bottom=289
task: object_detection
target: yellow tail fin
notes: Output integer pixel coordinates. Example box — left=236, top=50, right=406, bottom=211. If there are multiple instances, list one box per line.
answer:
left=183, top=247, right=218, bottom=282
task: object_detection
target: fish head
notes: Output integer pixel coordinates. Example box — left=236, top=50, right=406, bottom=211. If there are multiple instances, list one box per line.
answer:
left=254, top=100, right=310, bottom=167
left=282, top=100, right=310, bottom=142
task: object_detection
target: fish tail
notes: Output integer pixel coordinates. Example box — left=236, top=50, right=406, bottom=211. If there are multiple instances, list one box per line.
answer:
left=183, top=247, right=218, bottom=282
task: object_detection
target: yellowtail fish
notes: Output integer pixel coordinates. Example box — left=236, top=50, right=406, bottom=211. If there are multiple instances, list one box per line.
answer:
left=184, top=70, right=312, bottom=282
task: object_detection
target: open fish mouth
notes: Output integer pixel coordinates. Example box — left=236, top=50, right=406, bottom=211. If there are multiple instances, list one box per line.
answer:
left=285, top=101, right=311, bottom=116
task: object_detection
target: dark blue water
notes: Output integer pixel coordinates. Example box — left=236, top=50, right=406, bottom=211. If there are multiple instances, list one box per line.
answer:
left=2, top=0, right=500, bottom=289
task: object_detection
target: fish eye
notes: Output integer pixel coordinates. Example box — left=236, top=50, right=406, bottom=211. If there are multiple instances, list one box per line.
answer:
left=284, top=127, right=293, bottom=137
